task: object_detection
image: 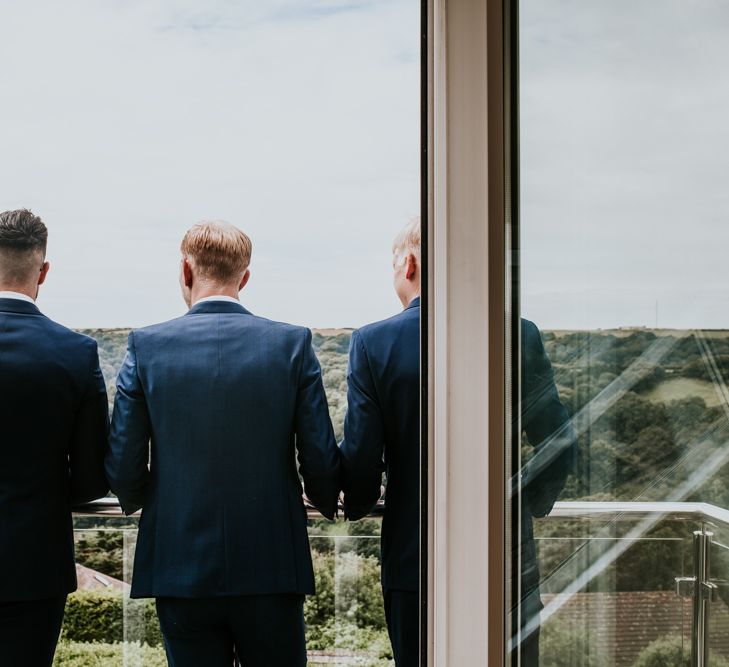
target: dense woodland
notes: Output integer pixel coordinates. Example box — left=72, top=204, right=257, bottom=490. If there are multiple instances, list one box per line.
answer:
left=84, top=325, right=729, bottom=508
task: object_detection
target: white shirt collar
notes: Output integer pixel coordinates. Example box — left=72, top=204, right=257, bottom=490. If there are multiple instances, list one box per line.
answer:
left=194, top=295, right=240, bottom=306
left=0, top=291, right=35, bottom=304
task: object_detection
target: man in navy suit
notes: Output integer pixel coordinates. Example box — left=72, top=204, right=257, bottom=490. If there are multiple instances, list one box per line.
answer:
left=106, top=221, right=340, bottom=667
left=340, top=218, right=421, bottom=667
left=0, top=209, right=110, bottom=667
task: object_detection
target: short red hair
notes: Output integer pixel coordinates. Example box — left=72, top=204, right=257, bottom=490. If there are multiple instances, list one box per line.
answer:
left=180, top=221, right=252, bottom=282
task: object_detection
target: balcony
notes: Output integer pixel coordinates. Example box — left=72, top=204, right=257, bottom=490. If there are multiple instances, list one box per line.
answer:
left=59, top=500, right=729, bottom=666
left=64, top=500, right=390, bottom=667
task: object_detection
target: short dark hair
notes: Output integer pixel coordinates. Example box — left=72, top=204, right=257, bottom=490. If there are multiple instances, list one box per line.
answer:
left=0, top=209, right=48, bottom=254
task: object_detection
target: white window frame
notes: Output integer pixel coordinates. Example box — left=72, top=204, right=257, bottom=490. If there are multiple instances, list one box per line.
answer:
left=425, top=0, right=511, bottom=664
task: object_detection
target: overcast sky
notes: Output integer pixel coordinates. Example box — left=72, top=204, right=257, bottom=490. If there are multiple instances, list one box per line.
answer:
left=521, top=0, right=729, bottom=330
left=0, top=0, right=419, bottom=329
left=3, top=1, right=727, bottom=331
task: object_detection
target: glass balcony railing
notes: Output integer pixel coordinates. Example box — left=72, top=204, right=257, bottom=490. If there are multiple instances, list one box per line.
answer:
left=65, top=500, right=729, bottom=666
left=534, top=502, right=729, bottom=667
left=62, top=500, right=391, bottom=667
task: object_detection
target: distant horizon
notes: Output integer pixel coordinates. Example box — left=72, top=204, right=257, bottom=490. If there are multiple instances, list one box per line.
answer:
left=74, top=323, right=729, bottom=334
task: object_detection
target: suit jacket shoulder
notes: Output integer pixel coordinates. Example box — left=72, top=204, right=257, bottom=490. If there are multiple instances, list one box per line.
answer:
left=359, top=305, right=415, bottom=334
left=357, top=304, right=418, bottom=346
left=44, top=317, right=99, bottom=355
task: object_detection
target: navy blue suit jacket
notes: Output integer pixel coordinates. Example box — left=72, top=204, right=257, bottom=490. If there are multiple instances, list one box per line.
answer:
left=0, top=298, right=109, bottom=602
left=519, top=319, right=577, bottom=602
left=106, top=300, right=340, bottom=598
left=340, top=297, right=420, bottom=592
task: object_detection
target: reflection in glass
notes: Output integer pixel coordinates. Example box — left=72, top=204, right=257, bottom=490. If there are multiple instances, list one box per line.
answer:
left=515, top=319, right=578, bottom=662
left=517, top=1, right=729, bottom=664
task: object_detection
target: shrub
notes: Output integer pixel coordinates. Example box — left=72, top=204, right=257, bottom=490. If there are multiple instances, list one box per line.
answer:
left=75, top=531, right=124, bottom=580
left=61, top=592, right=123, bottom=644
left=307, top=618, right=392, bottom=658
left=61, top=592, right=162, bottom=647
left=540, top=617, right=605, bottom=667
left=632, top=635, right=729, bottom=667
left=305, top=551, right=386, bottom=632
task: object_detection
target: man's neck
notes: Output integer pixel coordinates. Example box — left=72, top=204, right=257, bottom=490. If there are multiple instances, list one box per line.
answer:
left=0, top=286, right=35, bottom=301
left=400, top=290, right=421, bottom=309
left=190, top=285, right=240, bottom=307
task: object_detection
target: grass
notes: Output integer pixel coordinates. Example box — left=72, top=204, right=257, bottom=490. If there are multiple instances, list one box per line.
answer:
left=53, top=642, right=167, bottom=667
left=644, top=378, right=721, bottom=406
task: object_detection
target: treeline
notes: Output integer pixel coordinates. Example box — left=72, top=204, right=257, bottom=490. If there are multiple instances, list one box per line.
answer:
left=540, top=330, right=729, bottom=508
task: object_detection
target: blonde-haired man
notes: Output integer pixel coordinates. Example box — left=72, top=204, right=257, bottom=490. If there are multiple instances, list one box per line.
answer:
left=340, top=217, right=421, bottom=666
left=106, top=221, right=339, bottom=667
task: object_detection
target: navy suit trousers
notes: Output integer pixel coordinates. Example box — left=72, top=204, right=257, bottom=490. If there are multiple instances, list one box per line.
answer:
left=155, top=594, right=306, bottom=667
left=384, top=589, right=419, bottom=667
left=0, top=596, right=67, bottom=667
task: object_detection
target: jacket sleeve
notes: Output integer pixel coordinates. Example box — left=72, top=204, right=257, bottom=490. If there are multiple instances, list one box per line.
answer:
left=339, top=330, right=386, bottom=521
left=295, top=329, right=340, bottom=520
left=521, top=321, right=578, bottom=518
left=69, top=341, right=110, bottom=505
left=105, top=332, right=151, bottom=515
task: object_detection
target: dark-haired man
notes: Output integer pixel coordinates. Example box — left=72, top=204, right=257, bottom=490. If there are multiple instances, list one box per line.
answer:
left=0, top=209, right=110, bottom=666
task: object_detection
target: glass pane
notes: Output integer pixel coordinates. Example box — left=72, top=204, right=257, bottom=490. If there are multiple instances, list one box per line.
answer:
left=69, top=512, right=389, bottom=666
left=536, top=515, right=694, bottom=666
left=515, top=0, right=729, bottom=664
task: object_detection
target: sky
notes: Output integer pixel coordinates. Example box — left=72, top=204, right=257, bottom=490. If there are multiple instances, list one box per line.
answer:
left=520, top=0, right=729, bottom=330
left=3, top=1, right=728, bottom=331
left=0, top=0, right=420, bottom=329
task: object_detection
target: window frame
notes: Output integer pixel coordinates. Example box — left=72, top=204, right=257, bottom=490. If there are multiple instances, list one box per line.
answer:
left=424, top=0, right=513, bottom=664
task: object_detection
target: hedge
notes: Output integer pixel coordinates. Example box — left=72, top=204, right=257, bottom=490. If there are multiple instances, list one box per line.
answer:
left=61, top=592, right=162, bottom=647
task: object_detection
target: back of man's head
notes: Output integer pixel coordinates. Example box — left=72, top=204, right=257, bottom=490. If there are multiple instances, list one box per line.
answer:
left=181, top=221, right=252, bottom=285
left=392, top=217, right=421, bottom=262
left=391, top=217, right=421, bottom=307
left=0, top=209, right=48, bottom=289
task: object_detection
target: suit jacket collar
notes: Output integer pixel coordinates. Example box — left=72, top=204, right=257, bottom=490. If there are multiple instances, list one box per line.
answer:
left=0, top=297, right=42, bottom=316
left=186, top=300, right=251, bottom=316
left=406, top=297, right=420, bottom=311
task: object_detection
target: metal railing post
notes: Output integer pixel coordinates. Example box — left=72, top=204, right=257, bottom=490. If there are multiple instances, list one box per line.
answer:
left=691, top=529, right=715, bottom=667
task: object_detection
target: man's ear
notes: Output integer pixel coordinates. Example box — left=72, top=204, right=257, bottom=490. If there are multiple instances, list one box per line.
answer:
left=182, top=258, right=194, bottom=288
left=239, top=269, right=251, bottom=291
left=38, top=261, right=50, bottom=286
left=406, top=253, right=418, bottom=281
